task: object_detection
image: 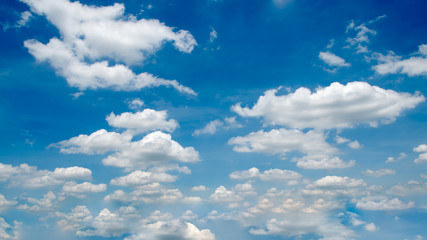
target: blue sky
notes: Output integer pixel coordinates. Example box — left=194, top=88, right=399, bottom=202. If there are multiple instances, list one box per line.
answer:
left=1, top=0, right=427, bottom=239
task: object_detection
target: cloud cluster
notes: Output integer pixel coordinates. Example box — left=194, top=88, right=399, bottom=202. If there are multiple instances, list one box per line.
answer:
left=54, top=109, right=199, bottom=170
left=232, top=81, right=425, bottom=129
left=21, top=0, right=197, bottom=94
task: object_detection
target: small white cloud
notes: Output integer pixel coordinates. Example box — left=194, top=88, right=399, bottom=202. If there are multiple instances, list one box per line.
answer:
left=362, top=168, right=395, bottom=177
left=386, top=152, right=407, bottom=163
left=106, top=109, right=179, bottom=134
left=230, top=167, right=301, bottom=181
left=364, top=222, right=379, bottom=232
left=209, top=26, right=218, bottom=42
left=348, top=140, right=362, bottom=149
left=319, top=51, right=351, bottom=67
left=191, top=185, right=208, bottom=192
left=62, top=182, right=107, bottom=193
left=414, top=144, right=427, bottom=163
left=127, top=98, right=144, bottom=110
left=110, top=170, right=177, bottom=186
left=193, top=117, right=242, bottom=136
left=311, top=176, right=366, bottom=188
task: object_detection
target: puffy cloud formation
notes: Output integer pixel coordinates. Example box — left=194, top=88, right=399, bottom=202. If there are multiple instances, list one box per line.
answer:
left=373, top=45, right=427, bottom=77
left=110, top=170, right=177, bottom=186
left=229, top=167, right=301, bottom=181
left=53, top=129, right=132, bottom=155
left=319, top=51, right=351, bottom=67
left=102, top=131, right=199, bottom=170
left=62, top=181, right=107, bottom=193
left=105, top=183, right=201, bottom=204
left=414, top=144, right=427, bottom=163
left=229, top=129, right=354, bottom=169
left=0, top=195, right=16, bottom=212
left=356, top=196, right=415, bottom=210
left=312, top=176, right=366, bottom=188
left=17, top=191, right=58, bottom=212
left=0, top=163, right=92, bottom=188
left=232, top=81, right=424, bottom=129
left=106, top=109, right=178, bottom=134
left=125, top=219, right=215, bottom=240
left=21, top=0, right=197, bottom=94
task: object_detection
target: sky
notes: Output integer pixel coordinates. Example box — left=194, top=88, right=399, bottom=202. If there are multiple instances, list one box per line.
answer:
left=1, top=0, right=427, bottom=239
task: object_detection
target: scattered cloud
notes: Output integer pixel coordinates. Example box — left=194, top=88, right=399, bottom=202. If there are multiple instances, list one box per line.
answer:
left=414, top=144, right=427, bottom=163
left=356, top=196, right=415, bottom=210
left=193, top=117, right=242, bottom=136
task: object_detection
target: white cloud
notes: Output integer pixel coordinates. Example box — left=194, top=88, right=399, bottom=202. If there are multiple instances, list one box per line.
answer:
left=414, top=144, right=427, bottom=163
left=229, top=128, right=354, bottom=169
left=21, top=0, right=197, bottom=94
left=362, top=168, right=396, bottom=177
left=105, top=183, right=201, bottom=204
left=232, top=81, right=424, bottom=130
left=127, top=98, right=144, bottom=110
left=388, top=181, right=427, bottom=196
left=62, top=182, right=106, bottom=193
left=102, top=131, right=199, bottom=170
left=110, top=170, right=177, bottom=186
left=311, top=176, right=366, bottom=188
left=51, top=166, right=92, bottom=180
left=191, top=185, right=209, bottom=192
left=373, top=45, right=427, bottom=77
left=356, top=196, right=415, bottom=210
left=0, top=217, right=19, bottom=240
left=0, top=163, right=92, bottom=188
left=18, top=191, right=57, bottom=212
left=229, top=167, right=301, bottom=181
left=249, top=217, right=355, bottom=240
left=106, top=109, right=179, bottom=133
left=0, top=195, right=16, bottom=212
left=386, top=152, right=407, bottom=163
left=348, top=140, right=362, bottom=149
left=209, top=186, right=243, bottom=203
left=319, top=51, right=351, bottom=67
left=53, top=129, right=131, bottom=155
left=364, top=222, right=379, bottom=232
left=193, top=117, right=242, bottom=136
left=346, top=21, right=377, bottom=53
left=209, top=26, right=218, bottom=43
left=125, top=219, right=215, bottom=240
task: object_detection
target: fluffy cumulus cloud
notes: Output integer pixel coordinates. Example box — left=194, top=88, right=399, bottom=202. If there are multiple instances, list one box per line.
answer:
left=229, top=128, right=354, bottom=169
left=414, top=144, right=427, bottom=163
left=106, top=109, right=178, bottom=134
left=373, top=45, right=427, bottom=77
left=62, top=181, right=107, bottom=194
left=110, top=170, right=177, bottom=186
left=311, top=176, right=366, bottom=189
left=319, top=51, right=351, bottom=67
left=53, top=129, right=132, bottom=155
left=125, top=219, right=215, bottom=240
left=21, top=0, right=197, bottom=94
left=0, top=163, right=92, bottom=188
left=232, top=81, right=425, bottom=129
left=102, top=131, right=199, bottom=170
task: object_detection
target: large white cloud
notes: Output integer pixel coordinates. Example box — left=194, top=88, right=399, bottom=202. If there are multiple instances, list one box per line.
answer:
left=228, top=128, right=354, bottom=169
left=232, top=81, right=424, bottom=129
left=21, top=0, right=197, bottom=94
left=106, top=109, right=178, bottom=134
